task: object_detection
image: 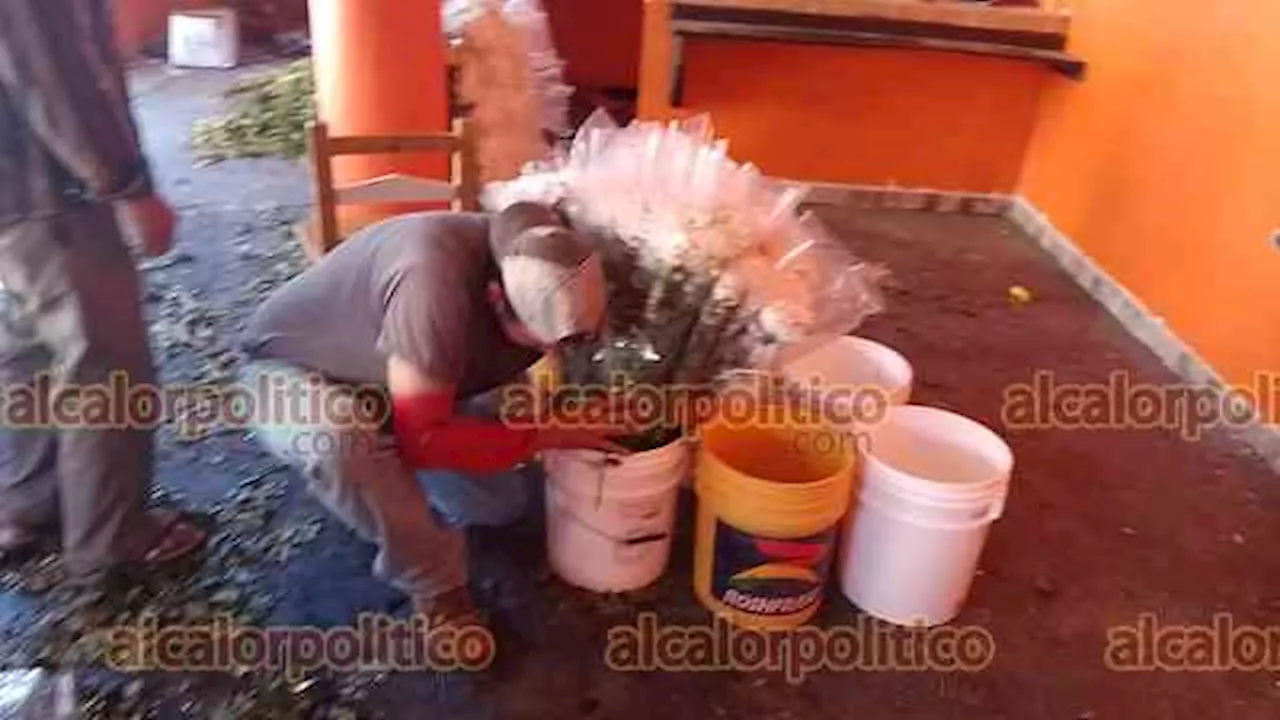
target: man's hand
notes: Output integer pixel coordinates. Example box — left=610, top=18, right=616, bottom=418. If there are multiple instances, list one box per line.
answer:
left=120, top=195, right=177, bottom=258
left=386, top=355, right=634, bottom=465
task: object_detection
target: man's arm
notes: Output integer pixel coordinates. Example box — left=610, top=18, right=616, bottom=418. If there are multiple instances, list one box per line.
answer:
left=387, top=354, right=541, bottom=475
left=380, top=253, right=628, bottom=474
left=387, top=355, right=631, bottom=474
left=0, top=0, right=154, bottom=201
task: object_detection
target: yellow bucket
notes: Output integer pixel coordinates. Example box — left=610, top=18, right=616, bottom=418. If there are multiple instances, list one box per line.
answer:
left=692, top=416, right=856, bottom=630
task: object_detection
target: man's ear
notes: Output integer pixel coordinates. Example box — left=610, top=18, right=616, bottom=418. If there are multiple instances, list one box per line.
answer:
left=486, top=281, right=505, bottom=307
left=488, top=281, right=522, bottom=324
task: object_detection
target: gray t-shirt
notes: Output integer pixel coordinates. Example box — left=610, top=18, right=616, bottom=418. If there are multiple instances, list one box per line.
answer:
left=241, top=211, right=541, bottom=397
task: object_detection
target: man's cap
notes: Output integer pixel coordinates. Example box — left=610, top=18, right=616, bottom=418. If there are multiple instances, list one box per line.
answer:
left=490, top=203, right=606, bottom=345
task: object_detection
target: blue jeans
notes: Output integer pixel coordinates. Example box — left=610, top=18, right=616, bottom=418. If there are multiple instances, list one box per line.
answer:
left=238, top=360, right=531, bottom=600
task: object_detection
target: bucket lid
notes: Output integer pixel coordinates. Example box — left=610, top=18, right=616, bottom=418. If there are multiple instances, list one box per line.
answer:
left=862, top=405, right=1013, bottom=499
left=780, top=336, right=913, bottom=404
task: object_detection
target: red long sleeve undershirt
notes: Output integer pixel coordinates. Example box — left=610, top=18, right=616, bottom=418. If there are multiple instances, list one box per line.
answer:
left=391, top=392, right=538, bottom=475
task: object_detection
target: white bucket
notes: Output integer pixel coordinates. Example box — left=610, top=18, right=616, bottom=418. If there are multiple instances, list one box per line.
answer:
left=543, top=438, right=692, bottom=592
left=838, top=405, right=1014, bottom=627
left=780, top=336, right=914, bottom=434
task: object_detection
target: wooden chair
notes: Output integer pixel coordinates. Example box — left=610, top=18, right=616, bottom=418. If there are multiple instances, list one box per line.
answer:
left=301, top=118, right=480, bottom=260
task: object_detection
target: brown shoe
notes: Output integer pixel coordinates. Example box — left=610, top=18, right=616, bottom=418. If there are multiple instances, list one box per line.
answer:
left=65, top=509, right=209, bottom=588
left=413, top=586, right=485, bottom=628
left=412, top=586, right=497, bottom=671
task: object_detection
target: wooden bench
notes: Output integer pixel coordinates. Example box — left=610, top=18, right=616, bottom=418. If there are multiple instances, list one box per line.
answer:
left=664, top=0, right=1085, bottom=105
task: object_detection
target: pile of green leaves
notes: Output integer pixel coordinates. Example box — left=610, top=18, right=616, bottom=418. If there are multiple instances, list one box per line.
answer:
left=191, top=59, right=316, bottom=163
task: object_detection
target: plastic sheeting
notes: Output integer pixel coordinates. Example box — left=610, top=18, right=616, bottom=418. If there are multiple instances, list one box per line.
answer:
left=485, top=111, right=888, bottom=386
left=445, top=0, right=573, bottom=182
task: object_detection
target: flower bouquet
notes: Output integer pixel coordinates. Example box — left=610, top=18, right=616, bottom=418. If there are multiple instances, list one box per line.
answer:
left=486, top=111, right=888, bottom=450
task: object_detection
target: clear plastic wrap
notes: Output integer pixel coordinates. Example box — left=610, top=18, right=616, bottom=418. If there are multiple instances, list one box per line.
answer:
left=444, top=0, right=573, bottom=182
left=484, top=113, right=888, bottom=388
left=501, top=0, right=573, bottom=136
left=443, top=0, right=484, bottom=36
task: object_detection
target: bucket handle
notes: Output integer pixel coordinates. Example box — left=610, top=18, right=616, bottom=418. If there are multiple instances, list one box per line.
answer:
left=865, top=479, right=1011, bottom=523
left=986, top=483, right=1009, bottom=523
left=859, top=482, right=1010, bottom=529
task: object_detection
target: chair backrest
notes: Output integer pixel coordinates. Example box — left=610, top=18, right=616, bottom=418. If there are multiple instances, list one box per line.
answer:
left=304, top=118, right=480, bottom=259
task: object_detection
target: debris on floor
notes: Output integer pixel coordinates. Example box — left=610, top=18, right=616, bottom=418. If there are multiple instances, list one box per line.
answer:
left=139, top=250, right=195, bottom=272
left=1008, top=284, right=1034, bottom=305
left=0, top=668, right=76, bottom=718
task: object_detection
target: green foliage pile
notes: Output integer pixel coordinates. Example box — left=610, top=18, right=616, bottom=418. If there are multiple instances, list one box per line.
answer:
left=191, top=59, right=315, bottom=163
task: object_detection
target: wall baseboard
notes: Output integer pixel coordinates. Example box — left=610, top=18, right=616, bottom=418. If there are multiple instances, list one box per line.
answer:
left=795, top=180, right=1280, bottom=472
left=799, top=181, right=1010, bottom=216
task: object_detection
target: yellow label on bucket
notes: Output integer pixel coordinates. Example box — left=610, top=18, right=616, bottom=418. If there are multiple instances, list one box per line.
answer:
left=710, top=520, right=838, bottom=618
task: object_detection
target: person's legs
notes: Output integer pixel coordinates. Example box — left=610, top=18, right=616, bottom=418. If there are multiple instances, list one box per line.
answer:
left=0, top=209, right=190, bottom=577
left=53, top=210, right=161, bottom=576
left=240, top=360, right=471, bottom=601
left=0, top=227, right=59, bottom=548
left=418, top=467, right=532, bottom=529
left=424, top=383, right=536, bottom=528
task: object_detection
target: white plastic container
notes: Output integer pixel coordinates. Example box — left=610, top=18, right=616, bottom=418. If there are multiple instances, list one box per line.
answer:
left=838, top=405, right=1014, bottom=627
left=168, top=9, right=240, bottom=69
left=543, top=438, right=692, bottom=592
left=780, top=336, right=914, bottom=433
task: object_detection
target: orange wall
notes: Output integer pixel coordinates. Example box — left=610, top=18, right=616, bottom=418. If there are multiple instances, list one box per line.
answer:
left=677, top=39, right=1048, bottom=191
left=112, top=0, right=309, bottom=57
left=112, top=0, right=175, bottom=56
left=544, top=0, right=643, bottom=89
left=112, top=0, right=223, bottom=57
left=1018, top=0, right=1280, bottom=390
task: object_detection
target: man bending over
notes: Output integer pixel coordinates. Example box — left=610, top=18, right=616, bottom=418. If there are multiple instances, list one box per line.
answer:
left=238, top=203, right=625, bottom=632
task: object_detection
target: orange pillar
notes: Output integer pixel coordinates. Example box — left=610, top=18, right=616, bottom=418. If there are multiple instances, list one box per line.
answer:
left=308, top=0, right=450, bottom=234
left=637, top=0, right=673, bottom=121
